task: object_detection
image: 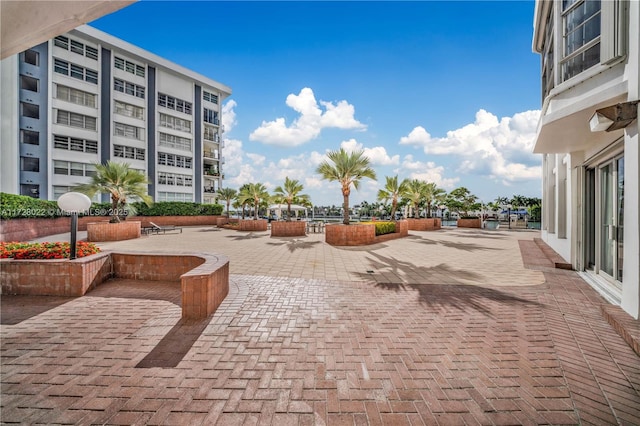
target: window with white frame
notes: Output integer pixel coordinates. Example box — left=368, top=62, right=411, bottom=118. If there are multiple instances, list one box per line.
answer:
left=203, top=125, right=219, bottom=142
left=158, top=172, right=193, bottom=187
left=54, top=135, right=98, bottom=153
left=113, top=78, right=145, bottom=99
left=53, top=58, right=98, bottom=84
left=114, top=144, right=145, bottom=160
left=54, top=36, right=98, bottom=60
left=157, top=191, right=193, bottom=202
left=562, top=0, right=601, bottom=81
left=55, top=110, right=97, bottom=130
left=541, top=10, right=555, bottom=100
left=114, top=56, right=145, bottom=78
left=55, top=84, right=96, bottom=108
left=203, top=108, right=219, bottom=125
left=158, top=152, right=192, bottom=169
left=159, top=132, right=191, bottom=151
left=159, top=113, right=191, bottom=133
left=114, top=100, right=144, bottom=120
left=53, top=160, right=96, bottom=177
left=114, top=122, right=145, bottom=140
left=158, top=93, right=192, bottom=115
left=203, top=90, right=218, bottom=104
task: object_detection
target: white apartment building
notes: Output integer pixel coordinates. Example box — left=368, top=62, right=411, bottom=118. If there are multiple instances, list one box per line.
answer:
left=1, top=25, right=231, bottom=204
left=532, top=0, right=639, bottom=319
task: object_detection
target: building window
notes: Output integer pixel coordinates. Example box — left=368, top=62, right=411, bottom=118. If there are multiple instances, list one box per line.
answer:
left=55, top=84, right=96, bottom=108
left=21, top=184, right=40, bottom=198
left=159, top=132, right=191, bottom=151
left=55, top=109, right=97, bottom=131
left=53, top=58, right=98, bottom=84
left=114, top=100, right=144, bottom=120
left=20, top=75, right=39, bottom=92
left=114, top=56, right=145, bottom=78
left=114, top=122, right=145, bottom=141
left=203, top=125, right=219, bottom=142
left=21, top=156, right=39, bottom=172
left=158, top=93, right=192, bottom=115
left=157, top=191, right=193, bottom=202
left=159, top=113, right=191, bottom=133
left=54, top=35, right=98, bottom=60
left=113, top=78, right=145, bottom=99
left=158, top=152, right=192, bottom=169
left=203, top=108, right=219, bottom=125
left=54, top=135, right=98, bottom=153
left=21, top=102, right=39, bottom=119
left=158, top=172, right=193, bottom=187
left=203, top=91, right=218, bottom=104
left=21, top=130, right=39, bottom=145
left=23, top=49, right=39, bottom=66
left=562, top=0, right=601, bottom=81
left=114, top=144, right=145, bottom=160
left=53, top=160, right=96, bottom=177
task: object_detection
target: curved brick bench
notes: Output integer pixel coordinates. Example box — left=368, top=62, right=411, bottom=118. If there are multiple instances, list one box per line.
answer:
left=1, top=251, right=229, bottom=320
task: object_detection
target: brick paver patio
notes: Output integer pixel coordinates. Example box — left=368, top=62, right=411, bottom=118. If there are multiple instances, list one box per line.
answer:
left=2, top=227, right=639, bottom=424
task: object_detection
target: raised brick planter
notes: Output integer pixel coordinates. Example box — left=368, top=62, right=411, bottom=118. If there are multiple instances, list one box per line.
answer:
left=238, top=219, right=268, bottom=232
left=271, top=221, right=306, bottom=237
left=406, top=218, right=441, bottom=231
left=1, top=251, right=229, bottom=320
left=87, top=221, right=141, bottom=242
left=326, top=221, right=408, bottom=246
left=457, top=218, right=482, bottom=228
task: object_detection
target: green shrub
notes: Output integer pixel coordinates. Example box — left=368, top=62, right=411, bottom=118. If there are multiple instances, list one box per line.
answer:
left=361, top=221, right=396, bottom=236
left=1, top=193, right=61, bottom=219
left=132, top=201, right=223, bottom=216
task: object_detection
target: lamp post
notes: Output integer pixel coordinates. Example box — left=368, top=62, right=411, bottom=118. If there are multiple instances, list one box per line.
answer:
left=57, top=192, right=92, bottom=259
left=507, top=203, right=512, bottom=230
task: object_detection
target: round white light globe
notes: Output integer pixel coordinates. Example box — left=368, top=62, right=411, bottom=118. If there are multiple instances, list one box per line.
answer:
left=57, top=192, right=92, bottom=213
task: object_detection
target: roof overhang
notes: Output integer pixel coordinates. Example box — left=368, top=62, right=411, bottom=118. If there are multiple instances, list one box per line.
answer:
left=1, top=0, right=135, bottom=60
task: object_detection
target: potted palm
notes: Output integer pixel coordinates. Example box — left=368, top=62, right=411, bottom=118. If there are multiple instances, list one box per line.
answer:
left=271, top=177, right=310, bottom=237
left=75, top=161, right=152, bottom=241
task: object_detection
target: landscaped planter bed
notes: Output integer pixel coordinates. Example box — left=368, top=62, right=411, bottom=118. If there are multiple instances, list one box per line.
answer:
left=87, top=221, right=141, bottom=242
left=406, top=218, right=441, bottom=231
left=457, top=218, right=482, bottom=228
left=238, top=219, right=268, bottom=232
left=271, top=221, right=306, bottom=237
left=326, top=220, right=408, bottom=246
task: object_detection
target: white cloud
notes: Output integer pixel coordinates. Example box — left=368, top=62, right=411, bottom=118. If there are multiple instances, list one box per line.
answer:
left=249, top=88, right=366, bottom=147
left=340, top=139, right=400, bottom=166
left=398, top=155, right=459, bottom=189
left=399, top=109, right=541, bottom=182
left=222, top=100, right=237, bottom=134
left=246, top=153, right=266, bottom=165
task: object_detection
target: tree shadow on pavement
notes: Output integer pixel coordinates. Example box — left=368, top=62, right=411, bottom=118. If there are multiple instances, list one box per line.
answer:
left=412, top=238, right=501, bottom=252
left=225, top=232, right=268, bottom=240
left=267, top=239, right=323, bottom=253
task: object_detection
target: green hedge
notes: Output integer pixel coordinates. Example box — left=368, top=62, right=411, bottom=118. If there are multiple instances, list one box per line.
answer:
left=1, top=193, right=223, bottom=219
left=362, top=221, right=396, bottom=236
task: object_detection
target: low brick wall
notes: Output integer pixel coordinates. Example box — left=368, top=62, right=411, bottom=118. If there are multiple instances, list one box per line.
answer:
left=216, top=217, right=230, bottom=227
left=0, top=252, right=112, bottom=296
left=271, top=221, right=306, bottom=237
left=87, top=221, right=141, bottom=242
left=406, top=218, right=441, bottom=231
left=1, top=251, right=230, bottom=320
left=0, top=215, right=224, bottom=242
left=326, top=221, right=408, bottom=246
left=457, top=218, right=482, bottom=228
left=238, top=219, right=268, bottom=232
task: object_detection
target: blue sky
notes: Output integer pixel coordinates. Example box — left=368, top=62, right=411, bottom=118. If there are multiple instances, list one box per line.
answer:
left=91, top=1, right=542, bottom=207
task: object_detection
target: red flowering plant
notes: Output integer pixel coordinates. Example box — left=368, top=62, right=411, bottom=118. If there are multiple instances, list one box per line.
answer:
left=0, top=241, right=100, bottom=260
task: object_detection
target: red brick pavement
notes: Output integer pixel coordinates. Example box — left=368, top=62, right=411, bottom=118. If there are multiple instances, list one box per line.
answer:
left=1, top=236, right=639, bottom=425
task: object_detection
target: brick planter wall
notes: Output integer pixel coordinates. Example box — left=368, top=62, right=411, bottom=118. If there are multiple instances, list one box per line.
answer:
left=238, top=219, right=268, bottom=232
left=216, top=217, right=230, bottom=227
left=87, top=221, right=141, bottom=242
left=457, top=218, right=482, bottom=228
left=271, top=221, right=306, bottom=237
left=1, top=251, right=230, bottom=320
left=406, top=218, right=441, bottom=231
left=0, top=252, right=112, bottom=296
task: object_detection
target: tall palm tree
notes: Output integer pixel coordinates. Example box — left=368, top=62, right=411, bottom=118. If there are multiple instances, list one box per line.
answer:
left=424, top=182, right=446, bottom=218
left=74, top=161, right=151, bottom=223
left=402, top=179, right=427, bottom=218
left=273, top=177, right=310, bottom=221
left=238, top=182, right=269, bottom=220
left=377, top=175, right=408, bottom=219
left=316, top=148, right=377, bottom=225
left=217, top=187, right=237, bottom=218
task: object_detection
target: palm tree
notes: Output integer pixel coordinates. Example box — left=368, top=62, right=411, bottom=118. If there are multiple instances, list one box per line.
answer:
left=316, top=148, right=377, bottom=225
left=402, top=179, right=427, bottom=218
left=273, top=177, right=310, bottom=221
left=217, top=187, right=237, bottom=218
left=377, top=175, right=408, bottom=219
left=238, top=182, right=269, bottom=220
left=424, top=182, right=446, bottom=218
left=74, top=161, right=151, bottom=223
